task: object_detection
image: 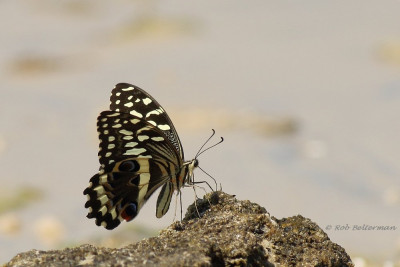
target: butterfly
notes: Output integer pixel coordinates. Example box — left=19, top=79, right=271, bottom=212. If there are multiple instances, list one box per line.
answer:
left=83, top=83, right=200, bottom=230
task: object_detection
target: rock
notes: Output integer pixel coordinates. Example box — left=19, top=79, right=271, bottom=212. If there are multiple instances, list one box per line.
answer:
left=6, top=192, right=353, bottom=266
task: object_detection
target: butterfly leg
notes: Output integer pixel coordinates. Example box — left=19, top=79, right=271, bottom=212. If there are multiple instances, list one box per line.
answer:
left=197, top=166, right=218, bottom=191
left=179, top=191, right=183, bottom=221
left=192, top=186, right=201, bottom=218
left=188, top=180, right=214, bottom=191
left=173, top=190, right=179, bottom=222
left=194, top=184, right=213, bottom=211
left=187, top=174, right=213, bottom=215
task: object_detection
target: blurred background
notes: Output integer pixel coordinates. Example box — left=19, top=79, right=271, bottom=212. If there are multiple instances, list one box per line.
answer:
left=1, top=1, right=400, bottom=266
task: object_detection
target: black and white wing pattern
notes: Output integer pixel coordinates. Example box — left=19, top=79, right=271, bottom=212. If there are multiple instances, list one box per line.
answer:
left=109, top=83, right=184, bottom=160
left=84, top=83, right=196, bottom=230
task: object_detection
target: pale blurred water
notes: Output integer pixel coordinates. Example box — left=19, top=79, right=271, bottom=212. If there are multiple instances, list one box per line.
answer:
left=1, top=0, right=400, bottom=264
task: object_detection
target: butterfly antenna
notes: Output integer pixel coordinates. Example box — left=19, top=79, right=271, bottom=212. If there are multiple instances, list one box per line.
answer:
left=195, top=129, right=216, bottom=158
left=195, top=136, right=224, bottom=159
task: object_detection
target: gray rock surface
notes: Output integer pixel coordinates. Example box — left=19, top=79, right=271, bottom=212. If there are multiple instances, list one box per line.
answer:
left=6, top=192, right=353, bottom=266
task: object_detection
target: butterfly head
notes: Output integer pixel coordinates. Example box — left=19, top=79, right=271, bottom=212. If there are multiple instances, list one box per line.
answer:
left=185, top=158, right=199, bottom=179
left=191, top=158, right=199, bottom=169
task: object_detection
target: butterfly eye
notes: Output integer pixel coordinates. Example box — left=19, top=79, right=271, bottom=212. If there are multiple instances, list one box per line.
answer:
left=194, top=159, right=199, bottom=167
left=119, top=160, right=139, bottom=172
left=121, top=202, right=138, bottom=222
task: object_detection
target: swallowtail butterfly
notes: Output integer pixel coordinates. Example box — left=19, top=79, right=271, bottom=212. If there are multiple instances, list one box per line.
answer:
left=83, top=83, right=201, bottom=230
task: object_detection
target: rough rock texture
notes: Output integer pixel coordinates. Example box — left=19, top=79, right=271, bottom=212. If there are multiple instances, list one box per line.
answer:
left=6, top=192, right=353, bottom=267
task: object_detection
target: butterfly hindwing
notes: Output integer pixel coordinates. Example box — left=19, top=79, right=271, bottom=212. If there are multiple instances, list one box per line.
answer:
left=84, top=157, right=173, bottom=229
left=84, top=171, right=140, bottom=229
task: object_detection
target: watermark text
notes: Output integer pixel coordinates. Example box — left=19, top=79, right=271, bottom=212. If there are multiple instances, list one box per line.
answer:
left=325, top=224, right=397, bottom=231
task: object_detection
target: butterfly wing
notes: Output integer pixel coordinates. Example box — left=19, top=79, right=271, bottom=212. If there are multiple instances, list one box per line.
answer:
left=84, top=84, right=184, bottom=229
left=110, top=83, right=184, bottom=160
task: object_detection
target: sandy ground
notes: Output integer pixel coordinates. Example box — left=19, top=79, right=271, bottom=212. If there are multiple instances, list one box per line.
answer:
left=1, top=1, right=400, bottom=265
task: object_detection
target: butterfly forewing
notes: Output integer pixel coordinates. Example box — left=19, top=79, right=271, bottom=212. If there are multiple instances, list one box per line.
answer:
left=96, top=110, right=181, bottom=171
left=110, top=83, right=184, bottom=160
